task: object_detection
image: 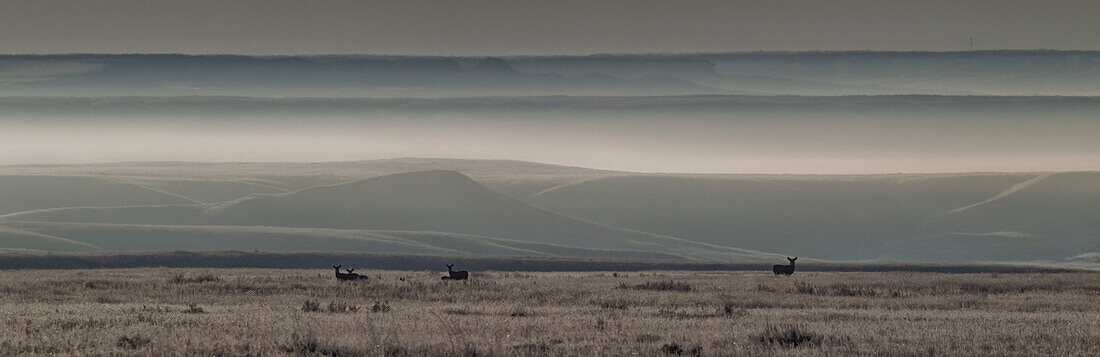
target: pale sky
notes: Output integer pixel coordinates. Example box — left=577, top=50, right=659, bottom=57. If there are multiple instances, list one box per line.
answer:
left=2, top=0, right=1098, bottom=55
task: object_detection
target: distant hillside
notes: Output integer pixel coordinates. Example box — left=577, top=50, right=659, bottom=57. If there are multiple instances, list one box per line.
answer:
left=2, top=160, right=1097, bottom=265
left=0, top=170, right=776, bottom=261
left=120, top=177, right=288, bottom=204
left=0, top=158, right=619, bottom=196
left=0, top=175, right=194, bottom=214
left=0, top=221, right=680, bottom=260
left=0, top=224, right=100, bottom=251
left=527, top=172, right=1100, bottom=261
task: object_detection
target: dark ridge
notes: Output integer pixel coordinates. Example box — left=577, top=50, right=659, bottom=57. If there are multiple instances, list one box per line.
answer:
left=0, top=251, right=1081, bottom=273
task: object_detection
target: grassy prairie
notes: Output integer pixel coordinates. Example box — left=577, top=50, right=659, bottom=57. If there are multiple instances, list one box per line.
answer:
left=1, top=269, right=1098, bottom=356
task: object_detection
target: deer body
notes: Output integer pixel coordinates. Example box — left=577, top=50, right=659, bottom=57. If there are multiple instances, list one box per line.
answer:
left=446, top=264, right=469, bottom=280
left=772, top=257, right=797, bottom=276
left=344, top=268, right=369, bottom=281
left=333, top=265, right=363, bottom=281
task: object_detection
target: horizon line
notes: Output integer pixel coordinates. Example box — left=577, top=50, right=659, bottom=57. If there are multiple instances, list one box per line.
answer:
left=0, top=157, right=1094, bottom=177
left=3, top=49, right=1099, bottom=58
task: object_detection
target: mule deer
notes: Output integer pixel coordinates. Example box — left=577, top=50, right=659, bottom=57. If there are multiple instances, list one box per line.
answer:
left=446, top=264, right=469, bottom=280
left=772, top=257, right=797, bottom=276
left=344, top=267, right=369, bottom=281
left=333, top=265, right=361, bottom=281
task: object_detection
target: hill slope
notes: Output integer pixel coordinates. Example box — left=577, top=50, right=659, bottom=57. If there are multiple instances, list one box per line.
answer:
left=4, top=161, right=1096, bottom=264
left=0, top=175, right=195, bottom=215
left=1, top=171, right=776, bottom=261
left=0, top=158, right=620, bottom=197
left=527, top=173, right=1100, bottom=261
left=0, top=221, right=679, bottom=259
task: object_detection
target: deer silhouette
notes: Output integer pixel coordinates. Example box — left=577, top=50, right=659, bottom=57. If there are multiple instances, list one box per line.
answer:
left=333, top=265, right=362, bottom=281
left=772, top=257, right=797, bottom=276
left=445, top=264, right=469, bottom=280
left=345, top=268, right=369, bottom=281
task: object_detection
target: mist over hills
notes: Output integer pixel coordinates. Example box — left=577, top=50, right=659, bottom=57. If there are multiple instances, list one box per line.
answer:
left=2, top=51, right=1097, bottom=268
left=4, top=51, right=1098, bottom=173
left=3, top=51, right=1099, bottom=97
left=4, top=94, right=1099, bottom=173
left=0, top=159, right=1097, bottom=268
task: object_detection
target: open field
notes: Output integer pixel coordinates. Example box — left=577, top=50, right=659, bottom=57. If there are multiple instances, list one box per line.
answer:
left=2, top=268, right=1098, bottom=356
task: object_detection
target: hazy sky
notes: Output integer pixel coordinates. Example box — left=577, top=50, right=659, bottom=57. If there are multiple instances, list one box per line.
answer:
left=2, top=0, right=1098, bottom=55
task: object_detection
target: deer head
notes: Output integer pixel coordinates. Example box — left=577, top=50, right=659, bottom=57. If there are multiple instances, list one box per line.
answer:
left=788, top=257, right=797, bottom=263
left=346, top=268, right=355, bottom=274
left=333, top=265, right=341, bottom=270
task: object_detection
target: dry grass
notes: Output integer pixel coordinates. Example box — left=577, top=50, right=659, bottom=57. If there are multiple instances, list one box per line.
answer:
left=622, top=280, right=693, bottom=292
left=1, top=269, right=1099, bottom=356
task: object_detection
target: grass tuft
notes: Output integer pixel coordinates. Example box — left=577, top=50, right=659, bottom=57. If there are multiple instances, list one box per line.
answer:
left=596, top=299, right=631, bottom=310
left=283, top=332, right=319, bottom=354
left=301, top=299, right=321, bottom=313
left=282, top=331, right=365, bottom=356
left=636, top=334, right=661, bottom=343
left=756, top=283, right=779, bottom=293
left=184, top=303, right=205, bottom=314
left=660, top=342, right=702, bottom=356
left=302, top=299, right=360, bottom=313
left=169, top=273, right=219, bottom=284
left=720, top=301, right=749, bottom=318
left=623, top=281, right=693, bottom=292
left=794, top=281, right=816, bottom=294
left=370, top=301, right=391, bottom=313
left=116, top=334, right=151, bottom=349
left=326, top=301, right=359, bottom=313
left=444, top=307, right=478, bottom=315
left=756, top=324, right=822, bottom=348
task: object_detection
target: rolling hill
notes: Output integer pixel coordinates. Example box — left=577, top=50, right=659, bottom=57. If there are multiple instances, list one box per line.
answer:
left=1, top=160, right=1096, bottom=265
left=0, top=221, right=680, bottom=259
left=0, top=175, right=194, bottom=214
left=0, top=170, right=776, bottom=261
left=526, top=172, right=1100, bottom=261
left=0, top=158, right=618, bottom=197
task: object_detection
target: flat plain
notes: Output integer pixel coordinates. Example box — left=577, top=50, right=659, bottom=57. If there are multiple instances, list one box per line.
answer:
left=1, top=268, right=1098, bottom=356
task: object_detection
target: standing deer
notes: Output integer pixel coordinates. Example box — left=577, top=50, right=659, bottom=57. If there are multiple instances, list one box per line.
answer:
left=772, top=257, right=797, bottom=276
left=445, top=264, right=469, bottom=280
left=333, top=265, right=361, bottom=281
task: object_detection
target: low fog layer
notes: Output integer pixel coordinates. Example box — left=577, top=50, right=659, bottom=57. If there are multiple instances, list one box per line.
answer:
left=2, top=95, right=1098, bottom=173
